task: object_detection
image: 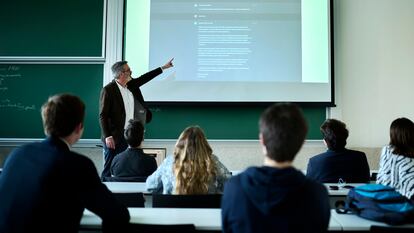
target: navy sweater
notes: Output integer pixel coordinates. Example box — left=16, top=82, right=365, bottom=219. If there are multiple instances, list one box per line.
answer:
left=221, top=166, right=330, bottom=233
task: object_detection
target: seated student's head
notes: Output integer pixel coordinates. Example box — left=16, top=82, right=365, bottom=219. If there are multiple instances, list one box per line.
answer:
left=41, top=94, right=85, bottom=142
left=124, top=119, right=145, bottom=148
left=173, top=125, right=216, bottom=194
left=320, top=119, right=349, bottom=151
left=389, top=117, right=414, bottom=158
left=259, top=103, right=308, bottom=162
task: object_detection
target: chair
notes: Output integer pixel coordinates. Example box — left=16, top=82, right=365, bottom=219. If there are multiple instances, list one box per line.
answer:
left=152, top=194, right=222, bottom=208
left=370, top=225, right=414, bottom=232
left=129, top=223, right=196, bottom=233
left=113, top=192, right=145, bottom=207
left=103, top=176, right=147, bottom=182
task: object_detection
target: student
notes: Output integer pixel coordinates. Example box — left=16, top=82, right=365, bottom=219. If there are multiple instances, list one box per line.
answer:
left=110, top=119, right=157, bottom=180
left=377, top=117, right=414, bottom=202
left=306, top=119, right=370, bottom=183
left=0, top=94, right=130, bottom=233
left=221, top=103, right=330, bottom=233
left=146, top=125, right=231, bottom=194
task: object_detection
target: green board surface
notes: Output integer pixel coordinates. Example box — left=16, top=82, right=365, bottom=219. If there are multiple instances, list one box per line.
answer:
left=0, top=0, right=104, bottom=57
left=0, top=64, right=325, bottom=140
left=145, top=105, right=325, bottom=140
left=0, top=64, right=102, bottom=139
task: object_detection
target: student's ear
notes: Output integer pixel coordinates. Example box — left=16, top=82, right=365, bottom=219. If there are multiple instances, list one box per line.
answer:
left=75, top=123, right=84, bottom=135
left=259, top=133, right=267, bottom=155
left=259, top=133, right=265, bottom=145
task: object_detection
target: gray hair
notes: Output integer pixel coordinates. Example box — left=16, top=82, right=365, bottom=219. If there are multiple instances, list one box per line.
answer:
left=111, top=61, right=128, bottom=79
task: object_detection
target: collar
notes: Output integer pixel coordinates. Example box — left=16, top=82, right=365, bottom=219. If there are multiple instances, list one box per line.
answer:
left=115, top=78, right=127, bottom=88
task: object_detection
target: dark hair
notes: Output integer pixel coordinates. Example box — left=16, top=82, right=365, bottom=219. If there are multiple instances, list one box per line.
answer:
left=389, top=117, right=414, bottom=158
left=320, top=119, right=349, bottom=150
left=259, top=103, right=308, bottom=162
left=124, top=119, right=144, bottom=147
left=41, top=94, right=85, bottom=137
left=111, top=61, right=128, bottom=79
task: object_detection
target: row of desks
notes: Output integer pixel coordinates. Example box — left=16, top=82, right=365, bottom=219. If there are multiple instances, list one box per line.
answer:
left=98, top=182, right=414, bottom=231
left=102, top=182, right=361, bottom=208
left=103, top=182, right=365, bottom=195
left=81, top=208, right=414, bottom=231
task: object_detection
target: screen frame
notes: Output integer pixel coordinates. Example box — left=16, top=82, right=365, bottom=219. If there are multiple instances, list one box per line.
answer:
left=122, top=0, right=335, bottom=108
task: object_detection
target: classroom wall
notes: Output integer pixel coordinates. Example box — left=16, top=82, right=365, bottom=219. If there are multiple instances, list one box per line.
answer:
left=1, top=0, right=413, bottom=172
left=331, top=0, right=414, bottom=148
left=0, top=140, right=381, bottom=175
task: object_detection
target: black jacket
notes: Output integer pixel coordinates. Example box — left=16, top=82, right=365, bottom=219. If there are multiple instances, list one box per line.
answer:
left=110, top=147, right=157, bottom=178
left=0, top=137, right=130, bottom=233
left=306, top=149, right=370, bottom=183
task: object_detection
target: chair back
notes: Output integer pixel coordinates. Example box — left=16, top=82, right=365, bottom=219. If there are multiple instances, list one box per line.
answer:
left=113, top=192, right=145, bottom=207
left=370, top=225, right=414, bottom=232
left=152, top=194, right=222, bottom=208
left=103, top=176, right=147, bottom=182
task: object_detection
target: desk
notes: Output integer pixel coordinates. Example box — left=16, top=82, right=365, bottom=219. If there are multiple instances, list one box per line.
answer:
left=103, top=182, right=153, bottom=207
left=103, top=182, right=148, bottom=194
left=81, top=208, right=221, bottom=231
left=325, top=183, right=366, bottom=209
left=81, top=207, right=343, bottom=231
left=325, top=183, right=366, bottom=196
left=331, top=210, right=414, bottom=231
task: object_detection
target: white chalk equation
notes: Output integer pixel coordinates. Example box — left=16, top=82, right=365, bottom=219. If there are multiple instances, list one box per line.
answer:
left=0, top=65, right=22, bottom=92
left=0, top=65, right=20, bottom=72
left=0, top=99, right=36, bottom=111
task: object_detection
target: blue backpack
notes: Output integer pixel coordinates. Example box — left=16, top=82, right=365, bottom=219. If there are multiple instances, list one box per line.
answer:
left=335, top=184, right=414, bottom=225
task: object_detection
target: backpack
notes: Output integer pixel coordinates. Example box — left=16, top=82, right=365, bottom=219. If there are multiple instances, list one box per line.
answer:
left=335, top=184, right=414, bottom=225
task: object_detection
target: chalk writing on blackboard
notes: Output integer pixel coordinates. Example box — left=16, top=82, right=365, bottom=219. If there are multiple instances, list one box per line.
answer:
left=0, top=99, right=36, bottom=111
left=0, top=78, right=6, bottom=91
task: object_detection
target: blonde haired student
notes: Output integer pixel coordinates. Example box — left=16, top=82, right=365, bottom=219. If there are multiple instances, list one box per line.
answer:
left=146, top=126, right=231, bottom=194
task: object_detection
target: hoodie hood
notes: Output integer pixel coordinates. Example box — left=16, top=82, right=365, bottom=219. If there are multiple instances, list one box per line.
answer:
left=239, top=166, right=307, bottom=215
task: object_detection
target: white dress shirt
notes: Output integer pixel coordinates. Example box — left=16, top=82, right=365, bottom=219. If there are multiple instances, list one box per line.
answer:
left=115, top=80, right=134, bottom=129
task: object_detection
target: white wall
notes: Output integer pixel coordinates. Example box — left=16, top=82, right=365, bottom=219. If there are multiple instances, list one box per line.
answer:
left=331, top=0, right=414, bottom=148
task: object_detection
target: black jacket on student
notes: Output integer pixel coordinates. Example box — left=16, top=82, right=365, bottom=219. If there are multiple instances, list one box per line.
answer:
left=110, top=147, right=157, bottom=178
left=0, top=137, right=130, bottom=233
left=306, top=149, right=370, bottom=183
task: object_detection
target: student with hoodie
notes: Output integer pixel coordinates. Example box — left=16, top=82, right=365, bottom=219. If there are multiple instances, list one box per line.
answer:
left=221, top=103, right=330, bottom=233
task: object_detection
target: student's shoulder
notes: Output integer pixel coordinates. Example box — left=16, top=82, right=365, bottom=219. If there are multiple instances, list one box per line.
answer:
left=308, top=151, right=329, bottom=165
left=223, top=174, right=243, bottom=194
left=346, top=148, right=366, bottom=156
left=312, top=149, right=330, bottom=158
left=225, top=167, right=256, bottom=187
left=68, top=151, right=96, bottom=168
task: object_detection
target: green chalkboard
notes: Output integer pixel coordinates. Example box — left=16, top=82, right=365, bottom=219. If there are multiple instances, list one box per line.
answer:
left=145, top=105, right=326, bottom=140
left=0, top=64, right=102, bottom=139
left=0, top=0, right=104, bottom=57
left=0, top=64, right=325, bottom=140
